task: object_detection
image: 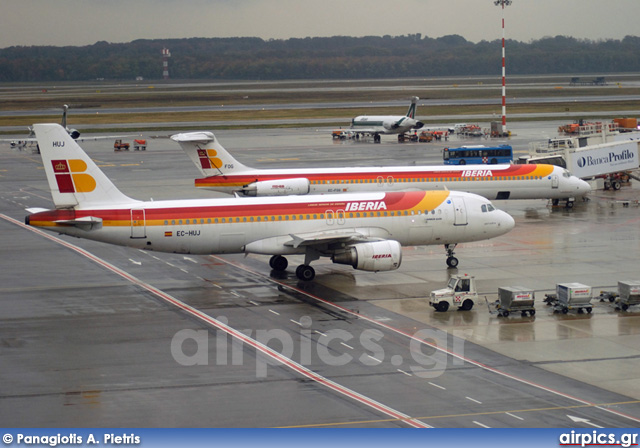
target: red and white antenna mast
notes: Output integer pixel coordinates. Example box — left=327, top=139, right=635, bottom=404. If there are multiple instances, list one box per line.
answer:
left=162, top=48, right=171, bottom=80
left=494, top=0, right=512, bottom=136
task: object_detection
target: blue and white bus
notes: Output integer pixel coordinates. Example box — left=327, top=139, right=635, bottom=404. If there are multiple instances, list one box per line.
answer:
left=443, top=145, right=513, bottom=165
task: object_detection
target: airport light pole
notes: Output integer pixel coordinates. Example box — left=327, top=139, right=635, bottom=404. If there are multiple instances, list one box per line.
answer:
left=494, top=0, right=512, bottom=136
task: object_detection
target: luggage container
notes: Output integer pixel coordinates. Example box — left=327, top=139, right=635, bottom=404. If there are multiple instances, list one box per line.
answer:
left=494, top=286, right=536, bottom=317
left=545, top=283, right=593, bottom=314
left=617, top=280, right=640, bottom=311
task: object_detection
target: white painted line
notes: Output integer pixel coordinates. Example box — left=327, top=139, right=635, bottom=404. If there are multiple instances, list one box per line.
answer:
left=268, top=309, right=280, bottom=316
left=397, top=369, right=412, bottom=377
left=506, top=412, right=524, bottom=421
left=2, top=214, right=430, bottom=429
left=248, top=300, right=260, bottom=306
left=314, top=330, right=327, bottom=337
left=473, top=421, right=491, bottom=428
left=183, top=256, right=198, bottom=263
left=180, top=268, right=189, bottom=274
left=428, top=382, right=446, bottom=390
left=340, top=342, right=354, bottom=350
left=203, top=256, right=640, bottom=427
left=229, top=290, right=242, bottom=298
left=367, top=354, right=382, bottom=363
left=466, top=397, right=483, bottom=404
left=128, top=259, right=142, bottom=265
left=290, top=319, right=302, bottom=326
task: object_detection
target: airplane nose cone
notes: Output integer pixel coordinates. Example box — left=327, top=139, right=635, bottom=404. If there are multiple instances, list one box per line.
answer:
left=499, top=211, right=516, bottom=233
left=577, top=178, right=591, bottom=196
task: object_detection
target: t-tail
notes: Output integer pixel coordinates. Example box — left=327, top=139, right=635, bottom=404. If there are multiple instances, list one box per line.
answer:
left=32, top=123, right=137, bottom=209
left=406, top=96, right=419, bottom=119
left=171, top=131, right=251, bottom=177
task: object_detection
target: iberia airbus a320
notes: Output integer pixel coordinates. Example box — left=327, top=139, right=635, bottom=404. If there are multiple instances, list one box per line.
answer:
left=172, top=132, right=590, bottom=207
left=26, top=124, right=514, bottom=280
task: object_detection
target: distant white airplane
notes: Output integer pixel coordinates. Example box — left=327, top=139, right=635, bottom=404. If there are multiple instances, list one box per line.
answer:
left=349, top=96, right=424, bottom=142
left=26, top=123, right=514, bottom=279
left=4, top=105, right=122, bottom=149
left=172, top=131, right=591, bottom=207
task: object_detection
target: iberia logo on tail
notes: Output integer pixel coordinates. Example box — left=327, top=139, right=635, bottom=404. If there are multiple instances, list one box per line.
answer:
left=197, top=149, right=223, bottom=170
left=51, top=159, right=96, bottom=193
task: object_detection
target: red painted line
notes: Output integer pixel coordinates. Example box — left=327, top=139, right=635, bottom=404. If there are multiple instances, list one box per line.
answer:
left=210, top=255, right=640, bottom=426
left=1, top=213, right=430, bottom=428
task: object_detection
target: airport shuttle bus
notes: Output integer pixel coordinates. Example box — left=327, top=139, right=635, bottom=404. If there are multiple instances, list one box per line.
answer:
left=172, top=132, right=590, bottom=204
left=26, top=124, right=515, bottom=281
left=443, top=145, right=513, bottom=165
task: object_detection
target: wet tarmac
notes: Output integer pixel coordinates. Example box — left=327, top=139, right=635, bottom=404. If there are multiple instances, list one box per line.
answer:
left=1, top=122, right=639, bottom=428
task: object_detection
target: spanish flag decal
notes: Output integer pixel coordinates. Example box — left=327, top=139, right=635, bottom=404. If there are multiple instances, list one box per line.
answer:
left=164, top=231, right=173, bottom=237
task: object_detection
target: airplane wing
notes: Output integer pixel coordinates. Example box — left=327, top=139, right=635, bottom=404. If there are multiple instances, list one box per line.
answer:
left=244, top=227, right=389, bottom=254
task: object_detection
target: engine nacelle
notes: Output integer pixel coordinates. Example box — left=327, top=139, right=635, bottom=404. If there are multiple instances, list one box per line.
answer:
left=332, top=240, right=402, bottom=272
left=382, top=120, right=398, bottom=131
left=68, top=129, right=81, bottom=140
left=413, top=121, right=424, bottom=130
left=242, top=178, right=310, bottom=197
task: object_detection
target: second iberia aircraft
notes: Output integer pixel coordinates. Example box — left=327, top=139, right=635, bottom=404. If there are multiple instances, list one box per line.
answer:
left=25, top=124, right=515, bottom=281
left=172, top=131, right=591, bottom=206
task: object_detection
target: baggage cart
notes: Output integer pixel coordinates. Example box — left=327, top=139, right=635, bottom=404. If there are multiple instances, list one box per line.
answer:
left=616, top=280, right=640, bottom=311
left=494, top=286, right=536, bottom=317
left=546, top=283, right=593, bottom=314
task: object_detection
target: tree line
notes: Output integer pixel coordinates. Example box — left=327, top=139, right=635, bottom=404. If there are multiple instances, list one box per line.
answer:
left=1, top=34, right=640, bottom=82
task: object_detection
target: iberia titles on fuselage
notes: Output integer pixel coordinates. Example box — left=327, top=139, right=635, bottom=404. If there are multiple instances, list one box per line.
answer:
left=172, top=131, right=591, bottom=202
left=25, top=124, right=515, bottom=281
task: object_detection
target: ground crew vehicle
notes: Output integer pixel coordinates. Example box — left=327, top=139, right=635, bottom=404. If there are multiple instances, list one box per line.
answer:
left=114, top=139, right=130, bottom=151
left=429, top=274, right=477, bottom=312
left=133, top=139, right=147, bottom=151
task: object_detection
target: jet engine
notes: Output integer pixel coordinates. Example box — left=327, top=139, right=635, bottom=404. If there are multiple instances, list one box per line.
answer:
left=241, top=178, right=311, bottom=196
left=68, top=128, right=81, bottom=139
left=332, top=240, right=402, bottom=272
left=413, top=121, right=424, bottom=129
left=383, top=120, right=400, bottom=131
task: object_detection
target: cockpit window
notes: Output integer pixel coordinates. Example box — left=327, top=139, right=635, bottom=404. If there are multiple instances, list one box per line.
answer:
left=481, top=204, right=496, bottom=213
left=562, top=169, right=571, bottom=178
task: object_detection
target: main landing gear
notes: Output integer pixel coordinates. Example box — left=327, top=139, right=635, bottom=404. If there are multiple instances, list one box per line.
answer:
left=269, top=255, right=316, bottom=281
left=445, top=244, right=459, bottom=268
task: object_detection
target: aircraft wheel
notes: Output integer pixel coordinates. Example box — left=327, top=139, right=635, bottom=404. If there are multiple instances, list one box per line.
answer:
left=269, top=255, right=288, bottom=271
left=460, top=299, right=474, bottom=311
left=436, top=301, right=449, bottom=312
left=562, top=307, right=569, bottom=314
left=502, top=310, right=510, bottom=317
left=446, top=256, right=459, bottom=268
left=612, top=180, right=621, bottom=190
left=529, top=309, right=536, bottom=316
left=586, top=307, right=592, bottom=314
left=566, top=201, right=574, bottom=209
left=296, top=264, right=315, bottom=282
left=622, top=303, right=629, bottom=311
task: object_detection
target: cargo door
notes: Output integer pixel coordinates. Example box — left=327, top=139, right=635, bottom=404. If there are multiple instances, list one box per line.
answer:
left=130, top=208, right=146, bottom=238
left=551, top=175, right=559, bottom=189
left=451, top=197, right=468, bottom=226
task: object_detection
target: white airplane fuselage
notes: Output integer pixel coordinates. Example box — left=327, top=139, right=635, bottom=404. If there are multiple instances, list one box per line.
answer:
left=193, top=164, right=590, bottom=201
left=26, top=190, right=512, bottom=256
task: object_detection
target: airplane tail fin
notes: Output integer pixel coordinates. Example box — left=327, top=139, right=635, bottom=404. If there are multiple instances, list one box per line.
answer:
left=33, top=123, right=136, bottom=209
left=171, top=131, right=251, bottom=176
left=406, top=96, right=419, bottom=119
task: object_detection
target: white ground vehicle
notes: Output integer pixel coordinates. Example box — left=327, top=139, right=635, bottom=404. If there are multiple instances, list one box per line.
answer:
left=429, top=274, right=477, bottom=312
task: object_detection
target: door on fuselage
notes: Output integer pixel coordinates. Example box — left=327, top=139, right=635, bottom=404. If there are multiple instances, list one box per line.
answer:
left=451, top=197, right=468, bottom=226
left=130, top=209, right=146, bottom=238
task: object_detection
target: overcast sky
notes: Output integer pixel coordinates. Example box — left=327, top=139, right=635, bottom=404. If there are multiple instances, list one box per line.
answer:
left=1, top=0, right=639, bottom=48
